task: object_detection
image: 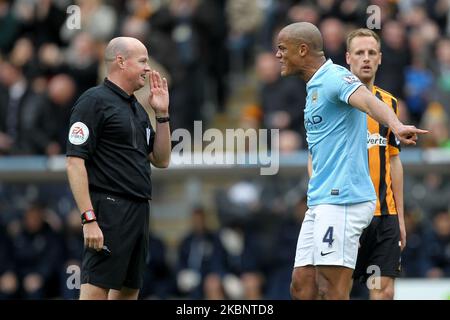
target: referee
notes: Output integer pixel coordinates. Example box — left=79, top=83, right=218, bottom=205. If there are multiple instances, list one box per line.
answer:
left=66, top=37, right=171, bottom=300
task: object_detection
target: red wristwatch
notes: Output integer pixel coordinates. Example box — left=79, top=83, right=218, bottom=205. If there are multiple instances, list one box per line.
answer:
left=81, top=209, right=96, bottom=225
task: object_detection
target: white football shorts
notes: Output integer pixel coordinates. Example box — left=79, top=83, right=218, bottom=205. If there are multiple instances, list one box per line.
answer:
left=294, top=201, right=375, bottom=269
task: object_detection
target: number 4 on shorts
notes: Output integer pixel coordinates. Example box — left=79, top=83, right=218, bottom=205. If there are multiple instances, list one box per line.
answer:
left=323, top=226, right=334, bottom=247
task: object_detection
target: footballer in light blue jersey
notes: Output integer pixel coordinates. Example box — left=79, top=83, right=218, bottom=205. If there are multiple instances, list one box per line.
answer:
left=305, top=59, right=376, bottom=206
left=277, top=21, right=426, bottom=301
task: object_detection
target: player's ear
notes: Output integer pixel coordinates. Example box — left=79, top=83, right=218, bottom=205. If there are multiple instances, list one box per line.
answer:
left=345, top=51, right=350, bottom=65
left=379, top=52, right=382, bottom=65
left=117, top=55, right=125, bottom=69
left=299, top=43, right=308, bottom=57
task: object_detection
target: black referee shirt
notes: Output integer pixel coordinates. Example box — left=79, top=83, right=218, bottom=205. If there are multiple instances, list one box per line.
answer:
left=66, top=78, right=155, bottom=200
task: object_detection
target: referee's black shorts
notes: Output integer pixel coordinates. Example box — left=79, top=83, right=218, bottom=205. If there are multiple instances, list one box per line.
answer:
left=353, top=214, right=401, bottom=283
left=81, top=191, right=150, bottom=290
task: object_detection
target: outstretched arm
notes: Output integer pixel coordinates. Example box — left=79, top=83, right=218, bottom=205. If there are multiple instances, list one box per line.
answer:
left=348, top=86, right=427, bottom=145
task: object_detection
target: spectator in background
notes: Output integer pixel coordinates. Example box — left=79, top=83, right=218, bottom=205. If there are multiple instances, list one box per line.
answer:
left=377, top=20, right=410, bottom=99
left=430, top=37, right=450, bottom=116
left=65, top=32, right=99, bottom=97
left=216, top=179, right=262, bottom=227
left=149, top=0, right=220, bottom=132
left=255, top=51, right=306, bottom=149
left=424, top=208, right=450, bottom=278
left=287, top=3, right=319, bottom=26
left=36, top=42, right=65, bottom=78
left=12, top=0, right=66, bottom=48
left=0, top=224, right=18, bottom=299
left=8, top=37, right=37, bottom=79
left=419, top=102, right=450, bottom=149
left=1, top=66, right=75, bottom=156
left=401, top=206, right=430, bottom=278
left=320, top=18, right=346, bottom=67
left=175, top=207, right=220, bottom=299
left=61, top=208, right=83, bottom=300
left=11, top=203, right=63, bottom=299
left=424, top=0, right=450, bottom=32
left=34, top=33, right=99, bottom=92
left=411, top=172, right=450, bottom=217
left=265, top=196, right=306, bottom=299
left=334, top=0, right=368, bottom=25
left=0, top=59, right=44, bottom=155
left=404, top=55, right=434, bottom=125
left=209, top=218, right=265, bottom=300
left=239, top=104, right=263, bottom=131
left=61, top=0, right=117, bottom=43
left=140, top=231, right=174, bottom=300
left=0, top=0, right=20, bottom=54
left=39, top=74, right=76, bottom=156
left=278, top=130, right=302, bottom=153
left=226, top=0, right=263, bottom=73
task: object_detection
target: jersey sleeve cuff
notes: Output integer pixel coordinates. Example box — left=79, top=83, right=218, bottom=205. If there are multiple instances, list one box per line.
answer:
left=344, top=83, right=364, bottom=104
left=66, top=151, right=90, bottom=160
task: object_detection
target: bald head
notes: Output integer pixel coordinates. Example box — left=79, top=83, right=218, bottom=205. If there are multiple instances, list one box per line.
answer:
left=276, top=22, right=326, bottom=80
left=280, top=22, right=324, bottom=54
left=103, top=36, right=151, bottom=94
left=104, top=37, right=147, bottom=72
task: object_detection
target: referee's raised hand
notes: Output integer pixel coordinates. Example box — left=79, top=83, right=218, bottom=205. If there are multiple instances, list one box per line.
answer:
left=148, top=70, right=169, bottom=116
left=83, top=222, right=104, bottom=252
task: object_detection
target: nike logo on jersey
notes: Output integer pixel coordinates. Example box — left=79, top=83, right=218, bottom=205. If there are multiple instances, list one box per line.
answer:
left=320, top=251, right=335, bottom=256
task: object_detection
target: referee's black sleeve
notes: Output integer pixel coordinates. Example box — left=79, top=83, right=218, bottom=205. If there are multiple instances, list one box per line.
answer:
left=66, top=93, right=103, bottom=160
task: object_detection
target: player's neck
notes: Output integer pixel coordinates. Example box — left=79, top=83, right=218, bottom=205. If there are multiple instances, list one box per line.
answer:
left=303, top=57, right=326, bottom=82
left=365, top=79, right=375, bottom=92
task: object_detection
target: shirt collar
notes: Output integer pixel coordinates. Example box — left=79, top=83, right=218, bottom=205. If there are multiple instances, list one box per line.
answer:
left=307, top=59, right=332, bottom=86
left=104, top=78, right=136, bottom=102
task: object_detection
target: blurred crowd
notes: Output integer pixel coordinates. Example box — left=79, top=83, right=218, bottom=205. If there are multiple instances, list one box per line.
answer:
left=0, top=177, right=449, bottom=300
left=0, top=0, right=450, bottom=299
left=0, top=0, right=450, bottom=153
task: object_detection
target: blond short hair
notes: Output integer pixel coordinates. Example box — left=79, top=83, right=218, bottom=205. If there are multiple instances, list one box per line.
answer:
left=346, top=28, right=381, bottom=51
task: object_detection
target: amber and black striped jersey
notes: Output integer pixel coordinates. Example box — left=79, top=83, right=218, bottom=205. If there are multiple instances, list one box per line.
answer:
left=367, top=86, right=401, bottom=216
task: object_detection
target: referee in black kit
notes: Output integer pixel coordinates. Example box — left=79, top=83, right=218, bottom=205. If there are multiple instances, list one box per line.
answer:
left=66, top=37, right=171, bottom=300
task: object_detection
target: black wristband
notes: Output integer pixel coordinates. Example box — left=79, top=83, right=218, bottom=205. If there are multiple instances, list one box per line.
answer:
left=81, top=209, right=96, bottom=225
left=156, top=116, right=170, bottom=123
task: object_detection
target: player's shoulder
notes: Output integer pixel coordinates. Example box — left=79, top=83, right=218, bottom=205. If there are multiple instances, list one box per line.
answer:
left=373, top=86, right=398, bottom=103
left=327, top=63, right=360, bottom=85
left=330, top=63, right=350, bottom=73
left=76, top=84, right=108, bottom=103
left=72, top=85, right=105, bottom=113
left=80, top=84, right=107, bottom=99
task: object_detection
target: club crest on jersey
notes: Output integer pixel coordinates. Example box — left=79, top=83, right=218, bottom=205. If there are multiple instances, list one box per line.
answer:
left=367, top=131, right=387, bottom=148
left=343, top=75, right=360, bottom=84
left=311, top=90, right=318, bottom=103
left=69, top=122, right=89, bottom=145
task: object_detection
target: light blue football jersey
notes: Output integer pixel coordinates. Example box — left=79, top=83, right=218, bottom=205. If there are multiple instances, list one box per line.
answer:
left=305, top=59, right=376, bottom=206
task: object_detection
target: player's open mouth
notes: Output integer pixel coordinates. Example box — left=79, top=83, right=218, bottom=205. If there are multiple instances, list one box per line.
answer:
left=362, top=65, right=371, bottom=71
